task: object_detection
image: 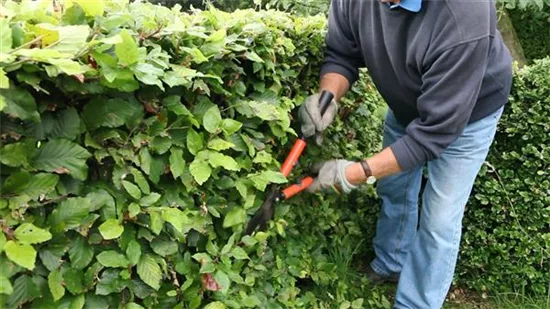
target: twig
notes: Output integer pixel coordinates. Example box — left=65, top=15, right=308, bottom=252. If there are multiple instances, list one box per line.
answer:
left=3, top=58, right=30, bottom=69
left=0, top=220, right=15, bottom=240
left=140, top=25, right=164, bottom=42
left=124, top=125, right=141, bottom=146
left=166, top=126, right=190, bottom=131
left=37, top=194, right=70, bottom=206
left=164, top=117, right=184, bottom=131
left=9, top=35, right=45, bottom=54
left=74, top=32, right=99, bottom=59
left=221, top=102, right=246, bottom=112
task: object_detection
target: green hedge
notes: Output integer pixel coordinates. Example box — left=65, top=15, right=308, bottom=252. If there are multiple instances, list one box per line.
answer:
left=0, top=1, right=388, bottom=308
left=457, top=58, right=550, bottom=295
left=508, top=8, right=550, bottom=62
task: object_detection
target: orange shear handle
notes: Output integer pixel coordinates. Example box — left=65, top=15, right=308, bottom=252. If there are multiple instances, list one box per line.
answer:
left=277, top=90, right=334, bottom=200
left=280, top=138, right=306, bottom=177
left=279, top=90, right=334, bottom=178
left=281, top=177, right=314, bottom=200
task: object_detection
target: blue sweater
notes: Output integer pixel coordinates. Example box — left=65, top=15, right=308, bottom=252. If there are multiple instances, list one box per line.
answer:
left=320, top=0, right=513, bottom=171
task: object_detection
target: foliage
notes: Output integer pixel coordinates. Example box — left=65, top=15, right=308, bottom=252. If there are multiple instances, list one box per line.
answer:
left=257, top=0, right=329, bottom=16
left=146, top=0, right=329, bottom=16
left=507, top=8, right=550, bottom=61
left=498, top=0, right=550, bottom=10
left=457, top=58, right=550, bottom=295
left=0, top=1, right=388, bottom=308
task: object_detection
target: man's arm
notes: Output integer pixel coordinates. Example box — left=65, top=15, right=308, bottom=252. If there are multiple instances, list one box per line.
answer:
left=389, top=39, right=491, bottom=172
left=345, top=148, right=401, bottom=184
left=319, top=0, right=364, bottom=94
left=319, top=72, right=350, bottom=102
left=345, top=38, right=492, bottom=185
left=317, top=71, right=402, bottom=185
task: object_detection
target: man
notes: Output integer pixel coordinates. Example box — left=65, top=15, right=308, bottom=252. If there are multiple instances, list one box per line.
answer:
left=299, top=0, right=513, bottom=308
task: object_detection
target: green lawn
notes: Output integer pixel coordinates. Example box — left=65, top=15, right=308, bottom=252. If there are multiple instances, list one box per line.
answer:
left=443, top=292, right=550, bottom=309
left=445, top=293, right=550, bottom=309
left=377, top=284, right=550, bottom=309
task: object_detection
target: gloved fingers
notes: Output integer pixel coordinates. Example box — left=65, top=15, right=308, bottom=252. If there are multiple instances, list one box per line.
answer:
left=304, top=95, right=323, bottom=131
left=319, top=101, right=338, bottom=131
left=314, top=132, right=323, bottom=145
left=300, top=94, right=337, bottom=142
left=298, top=101, right=317, bottom=138
left=300, top=121, right=316, bottom=138
left=310, top=161, right=326, bottom=175
left=306, top=180, right=341, bottom=195
left=306, top=178, right=322, bottom=193
left=311, top=160, right=337, bottom=181
left=306, top=160, right=357, bottom=195
left=307, top=160, right=342, bottom=194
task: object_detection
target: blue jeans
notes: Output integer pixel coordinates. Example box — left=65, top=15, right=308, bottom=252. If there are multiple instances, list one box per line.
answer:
left=370, top=106, right=504, bottom=309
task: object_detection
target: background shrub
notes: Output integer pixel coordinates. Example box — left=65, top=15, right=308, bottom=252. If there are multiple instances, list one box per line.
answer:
left=508, top=9, right=550, bottom=62
left=457, top=58, right=550, bottom=295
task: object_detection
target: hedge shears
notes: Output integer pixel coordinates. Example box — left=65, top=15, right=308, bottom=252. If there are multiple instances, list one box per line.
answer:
left=244, top=90, right=334, bottom=235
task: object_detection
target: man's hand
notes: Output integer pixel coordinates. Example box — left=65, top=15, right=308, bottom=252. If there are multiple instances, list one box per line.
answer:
left=308, top=147, right=403, bottom=195
left=307, top=159, right=358, bottom=194
left=298, top=94, right=338, bottom=145
left=298, top=72, right=350, bottom=145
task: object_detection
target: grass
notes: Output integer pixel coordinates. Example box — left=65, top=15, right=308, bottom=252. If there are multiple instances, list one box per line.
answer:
left=323, top=237, right=550, bottom=309
left=492, top=294, right=550, bottom=309
left=376, top=283, right=550, bottom=309
left=444, top=296, right=550, bottom=309
left=443, top=290, right=550, bottom=309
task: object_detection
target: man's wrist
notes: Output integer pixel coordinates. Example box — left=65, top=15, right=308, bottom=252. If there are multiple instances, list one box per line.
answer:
left=344, top=158, right=379, bottom=186
left=319, top=72, right=350, bottom=102
left=361, top=159, right=377, bottom=185
left=345, top=162, right=368, bottom=185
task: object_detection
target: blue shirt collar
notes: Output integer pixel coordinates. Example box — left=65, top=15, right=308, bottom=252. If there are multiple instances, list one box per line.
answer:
left=388, top=0, right=422, bottom=12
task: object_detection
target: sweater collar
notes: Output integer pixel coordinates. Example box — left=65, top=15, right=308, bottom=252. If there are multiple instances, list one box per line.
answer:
left=388, top=0, right=422, bottom=12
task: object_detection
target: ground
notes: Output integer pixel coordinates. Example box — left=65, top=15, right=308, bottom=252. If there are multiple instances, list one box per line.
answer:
left=378, top=284, right=549, bottom=309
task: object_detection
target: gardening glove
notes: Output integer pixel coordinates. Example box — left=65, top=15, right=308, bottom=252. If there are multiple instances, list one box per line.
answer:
left=307, top=159, right=358, bottom=194
left=298, top=93, right=338, bottom=145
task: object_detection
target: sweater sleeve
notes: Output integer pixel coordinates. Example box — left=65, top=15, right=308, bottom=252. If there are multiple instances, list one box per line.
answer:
left=389, top=38, right=491, bottom=171
left=319, top=0, right=364, bottom=85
